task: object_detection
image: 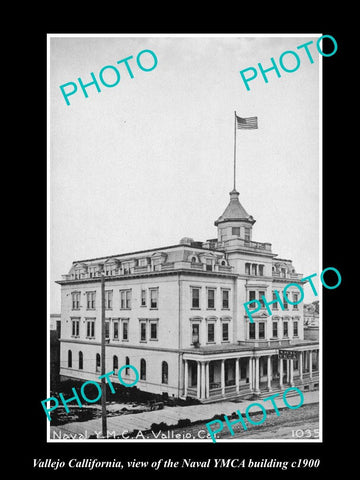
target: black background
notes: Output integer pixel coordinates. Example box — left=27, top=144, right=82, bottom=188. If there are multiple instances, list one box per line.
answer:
left=16, top=16, right=350, bottom=478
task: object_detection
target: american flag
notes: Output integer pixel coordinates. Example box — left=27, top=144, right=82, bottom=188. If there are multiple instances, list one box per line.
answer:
left=236, top=115, right=258, bottom=129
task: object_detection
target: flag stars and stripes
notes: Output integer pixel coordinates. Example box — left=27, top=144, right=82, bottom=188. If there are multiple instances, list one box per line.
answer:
left=236, top=115, right=258, bottom=129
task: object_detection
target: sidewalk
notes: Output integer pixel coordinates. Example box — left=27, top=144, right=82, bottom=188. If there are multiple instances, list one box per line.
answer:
left=49, top=390, right=319, bottom=440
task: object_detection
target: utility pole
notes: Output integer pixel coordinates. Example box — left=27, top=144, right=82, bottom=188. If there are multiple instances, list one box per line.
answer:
left=101, top=271, right=107, bottom=438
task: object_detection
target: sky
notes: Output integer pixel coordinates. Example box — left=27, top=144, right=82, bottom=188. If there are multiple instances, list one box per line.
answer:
left=49, top=34, right=322, bottom=313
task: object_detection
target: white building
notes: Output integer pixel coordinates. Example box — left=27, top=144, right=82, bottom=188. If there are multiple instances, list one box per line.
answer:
left=57, top=188, right=319, bottom=402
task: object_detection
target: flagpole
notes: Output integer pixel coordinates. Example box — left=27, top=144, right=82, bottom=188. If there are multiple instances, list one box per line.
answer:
left=233, top=111, right=237, bottom=190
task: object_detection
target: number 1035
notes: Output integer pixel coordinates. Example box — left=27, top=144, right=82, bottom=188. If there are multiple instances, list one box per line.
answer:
left=291, top=429, right=319, bottom=438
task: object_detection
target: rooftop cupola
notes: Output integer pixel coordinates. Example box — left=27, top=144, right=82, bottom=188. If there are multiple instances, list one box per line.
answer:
left=214, top=189, right=255, bottom=243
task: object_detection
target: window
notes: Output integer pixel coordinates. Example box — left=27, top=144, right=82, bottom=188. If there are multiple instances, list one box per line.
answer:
left=105, top=290, right=113, bottom=309
left=120, top=289, right=131, bottom=309
left=292, top=293, right=299, bottom=310
left=79, top=351, right=83, bottom=370
left=96, top=353, right=101, bottom=372
left=244, top=227, right=251, bottom=241
left=140, top=358, right=146, bottom=380
left=86, top=319, right=95, bottom=338
left=68, top=350, right=72, bottom=368
left=272, top=321, right=278, bottom=338
left=113, top=355, right=118, bottom=373
left=207, top=323, right=215, bottom=343
left=206, top=259, right=213, bottom=271
left=71, top=318, right=80, bottom=337
left=245, top=263, right=250, bottom=275
left=240, top=361, right=247, bottom=379
left=140, top=321, right=147, bottom=342
left=222, top=289, right=230, bottom=309
left=251, top=264, right=257, bottom=275
left=249, top=291, right=256, bottom=302
left=259, top=291, right=266, bottom=308
left=122, top=262, right=131, bottom=274
left=249, top=323, right=256, bottom=339
left=191, top=287, right=200, bottom=308
left=122, top=320, right=128, bottom=341
left=192, top=324, right=200, bottom=344
left=150, top=321, right=158, bottom=340
left=283, top=321, right=289, bottom=337
left=259, top=265, right=264, bottom=276
left=86, top=291, right=96, bottom=309
left=293, top=321, right=298, bottom=337
left=259, top=322, right=265, bottom=339
left=232, top=227, right=240, bottom=236
left=125, top=356, right=130, bottom=375
left=113, top=320, right=119, bottom=340
left=162, top=361, right=168, bottom=384
left=150, top=288, right=158, bottom=309
left=71, top=292, right=80, bottom=310
left=272, top=291, right=278, bottom=310
left=141, top=289, right=146, bottom=306
left=74, top=269, right=82, bottom=279
left=88, top=266, right=96, bottom=278
left=283, top=294, right=288, bottom=310
left=105, top=320, right=110, bottom=340
left=207, top=288, right=215, bottom=309
left=222, top=322, right=229, bottom=341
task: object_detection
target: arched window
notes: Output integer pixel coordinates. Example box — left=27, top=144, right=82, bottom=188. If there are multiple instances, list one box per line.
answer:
left=140, top=358, right=146, bottom=380
left=68, top=350, right=72, bottom=368
left=96, top=353, right=101, bottom=372
left=125, top=356, right=130, bottom=375
left=191, top=256, right=197, bottom=263
left=161, top=361, right=168, bottom=384
left=113, top=355, right=118, bottom=373
left=79, top=351, right=83, bottom=370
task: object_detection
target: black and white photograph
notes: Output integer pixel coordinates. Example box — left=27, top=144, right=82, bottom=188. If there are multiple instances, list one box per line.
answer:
left=21, top=26, right=348, bottom=475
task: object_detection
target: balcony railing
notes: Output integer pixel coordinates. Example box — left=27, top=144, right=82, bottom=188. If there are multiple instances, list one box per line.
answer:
left=272, top=272, right=303, bottom=280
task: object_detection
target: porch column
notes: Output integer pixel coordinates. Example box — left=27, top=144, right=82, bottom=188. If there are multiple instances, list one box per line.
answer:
left=221, top=359, right=225, bottom=396
left=299, top=352, right=303, bottom=383
left=197, top=361, right=201, bottom=399
left=249, top=357, right=253, bottom=391
left=255, top=357, right=260, bottom=394
left=200, top=362, right=206, bottom=400
left=290, top=358, right=294, bottom=387
left=184, top=359, right=188, bottom=397
left=286, top=359, right=290, bottom=383
left=205, top=362, right=209, bottom=399
left=235, top=358, right=240, bottom=393
left=279, top=358, right=283, bottom=389
left=309, top=350, right=313, bottom=379
left=267, top=355, right=272, bottom=392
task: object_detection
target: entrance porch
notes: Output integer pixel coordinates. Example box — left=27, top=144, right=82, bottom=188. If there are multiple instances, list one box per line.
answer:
left=183, top=347, right=319, bottom=402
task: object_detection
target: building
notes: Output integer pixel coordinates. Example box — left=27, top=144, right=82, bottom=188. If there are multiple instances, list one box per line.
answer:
left=50, top=313, right=61, bottom=387
left=304, top=301, right=319, bottom=341
left=56, top=188, right=319, bottom=402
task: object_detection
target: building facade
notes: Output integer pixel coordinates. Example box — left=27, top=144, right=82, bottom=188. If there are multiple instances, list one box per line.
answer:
left=57, top=189, right=319, bottom=402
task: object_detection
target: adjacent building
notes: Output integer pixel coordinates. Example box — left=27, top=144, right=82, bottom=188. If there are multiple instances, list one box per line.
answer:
left=56, top=188, right=319, bottom=402
left=304, top=301, right=320, bottom=341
